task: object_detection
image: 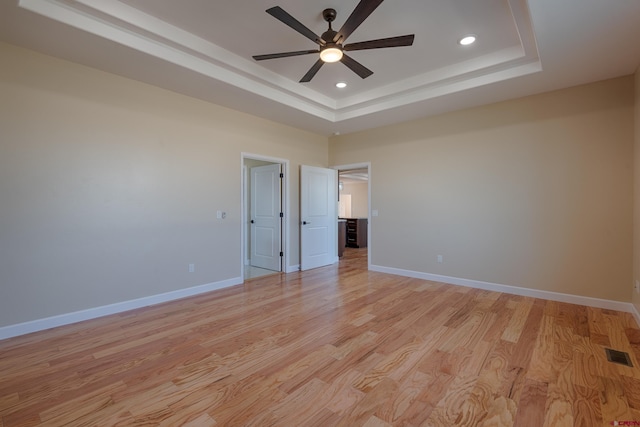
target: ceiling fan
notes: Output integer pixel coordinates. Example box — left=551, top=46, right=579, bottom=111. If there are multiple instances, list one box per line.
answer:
left=252, top=0, right=415, bottom=83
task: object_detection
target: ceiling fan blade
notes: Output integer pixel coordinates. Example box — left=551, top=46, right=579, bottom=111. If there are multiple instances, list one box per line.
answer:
left=340, top=54, right=373, bottom=79
left=300, top=59, right=324, bottom=82
left=266, top=6, right=322, bottom=45
left=344, top=34, right=415, bottom=51
left=253, top=50, right=319, bottom=61
left=334, top=0, right=384, bottom=44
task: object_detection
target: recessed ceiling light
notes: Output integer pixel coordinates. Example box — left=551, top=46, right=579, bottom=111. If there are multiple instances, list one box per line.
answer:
left=459, top=35, right=476, bottom=46
left=336, top=82, right=347, bottom=89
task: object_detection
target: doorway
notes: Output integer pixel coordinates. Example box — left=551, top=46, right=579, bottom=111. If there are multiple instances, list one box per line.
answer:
left=334, top=162, right=371, bottom=269
left=242, top=154, right=289, bottom=280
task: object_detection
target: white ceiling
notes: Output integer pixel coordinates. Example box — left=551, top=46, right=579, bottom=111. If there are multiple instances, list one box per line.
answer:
left=1, top=0, right=639, bottom=136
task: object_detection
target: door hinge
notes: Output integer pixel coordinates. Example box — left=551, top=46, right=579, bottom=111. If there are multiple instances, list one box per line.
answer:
left=279, top=251, right=283, bottom=257
left=279, top=212, right=284, bottom=218
left=279, top=173, right=284, bottom=178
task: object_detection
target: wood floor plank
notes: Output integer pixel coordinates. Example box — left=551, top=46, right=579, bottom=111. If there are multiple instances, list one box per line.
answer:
left=501, top=298, right=534, bottom=343
left=620, top=375, right=640, bottom=411
left=424, top=373, right=480, bottom=425
left=512, top=378, right=548, bottom=427
left=322, top=370, right=365, bottom=416
left=1, top=247, right=639, bottom=426
left=509, top=299, right=545, bottom=370
left=373, top=369, right=428, bottom=425
left=600, top=376, right=635, bottom=425
left=337, top=377, right=399, bottom=427
left=573, top=384, right=603, bottom=427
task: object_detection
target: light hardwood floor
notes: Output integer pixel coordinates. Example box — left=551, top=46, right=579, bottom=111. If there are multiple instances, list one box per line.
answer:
left=1, top=248, right=640, bottom=426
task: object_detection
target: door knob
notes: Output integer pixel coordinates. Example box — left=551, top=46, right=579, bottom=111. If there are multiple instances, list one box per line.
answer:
left=250, top=220, right=254, bottom=223
left=303, top=221, right=311, bottom=225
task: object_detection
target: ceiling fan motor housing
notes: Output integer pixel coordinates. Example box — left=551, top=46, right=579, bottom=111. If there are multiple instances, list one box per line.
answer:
left=322, top=8, right=339, bottom=43
left=322, top=8, right=337, bottom=23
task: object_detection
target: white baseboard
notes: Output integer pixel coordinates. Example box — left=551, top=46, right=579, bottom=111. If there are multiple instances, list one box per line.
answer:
left=370, top=264, right=637, bottom=315
left=4, top=267, right=638, bottom=342
left=631, top=303, right=640, bottom=327
left=0, top=277, right=242, bottom=341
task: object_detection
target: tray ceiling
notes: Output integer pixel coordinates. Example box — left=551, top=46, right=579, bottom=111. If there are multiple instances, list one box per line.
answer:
left=1, top=0, right=639, bottom=135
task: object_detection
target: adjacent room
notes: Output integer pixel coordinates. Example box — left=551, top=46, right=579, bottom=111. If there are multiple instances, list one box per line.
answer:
left=1, top=0, right=640, bottom=425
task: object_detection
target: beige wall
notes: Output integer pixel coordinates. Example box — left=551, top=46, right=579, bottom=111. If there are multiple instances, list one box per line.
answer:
left=0, top=42, right=327, bottom=327
left=339, top=181, right=368, bottom=219
left=330, top=77, right=635, bottom=302
left=634, top=66, right=640, bottom=313
left=1, top=40, right=638, bottom=330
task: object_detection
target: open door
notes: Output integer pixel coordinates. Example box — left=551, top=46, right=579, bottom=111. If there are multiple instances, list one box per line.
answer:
left=300, top=165, right=337, bottom=271
left=250, top=163, right=282, bottom=271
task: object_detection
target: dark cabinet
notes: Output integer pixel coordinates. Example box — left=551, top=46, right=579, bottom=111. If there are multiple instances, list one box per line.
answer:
left=345, top=218, right=367, bottom=248
left=338, top=220, right=346, bottom=257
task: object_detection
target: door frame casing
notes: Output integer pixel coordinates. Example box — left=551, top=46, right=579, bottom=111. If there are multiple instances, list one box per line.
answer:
left=332, top=162, right=372, bottom=271
left=241, top=153, right=290, bottom=280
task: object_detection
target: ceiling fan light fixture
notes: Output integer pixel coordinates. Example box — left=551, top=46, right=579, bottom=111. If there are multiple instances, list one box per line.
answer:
left=254, top=2, right=415, bottom=82
left=320, top=46, right=343, bottom=63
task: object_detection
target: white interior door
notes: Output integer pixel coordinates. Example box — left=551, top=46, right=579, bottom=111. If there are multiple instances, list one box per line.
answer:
left=300, top=165, right=337, bottom=271
left=250, top=164, right=282, bottom=271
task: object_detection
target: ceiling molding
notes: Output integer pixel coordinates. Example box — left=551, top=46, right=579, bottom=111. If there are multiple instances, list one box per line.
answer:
left=19, top=0, right=540, bottom=124
left=19, top=0, right=337, bottom=119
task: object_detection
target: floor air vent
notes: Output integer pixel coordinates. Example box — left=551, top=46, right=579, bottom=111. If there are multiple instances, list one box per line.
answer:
left=605, top=348, right=633, bottom=367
